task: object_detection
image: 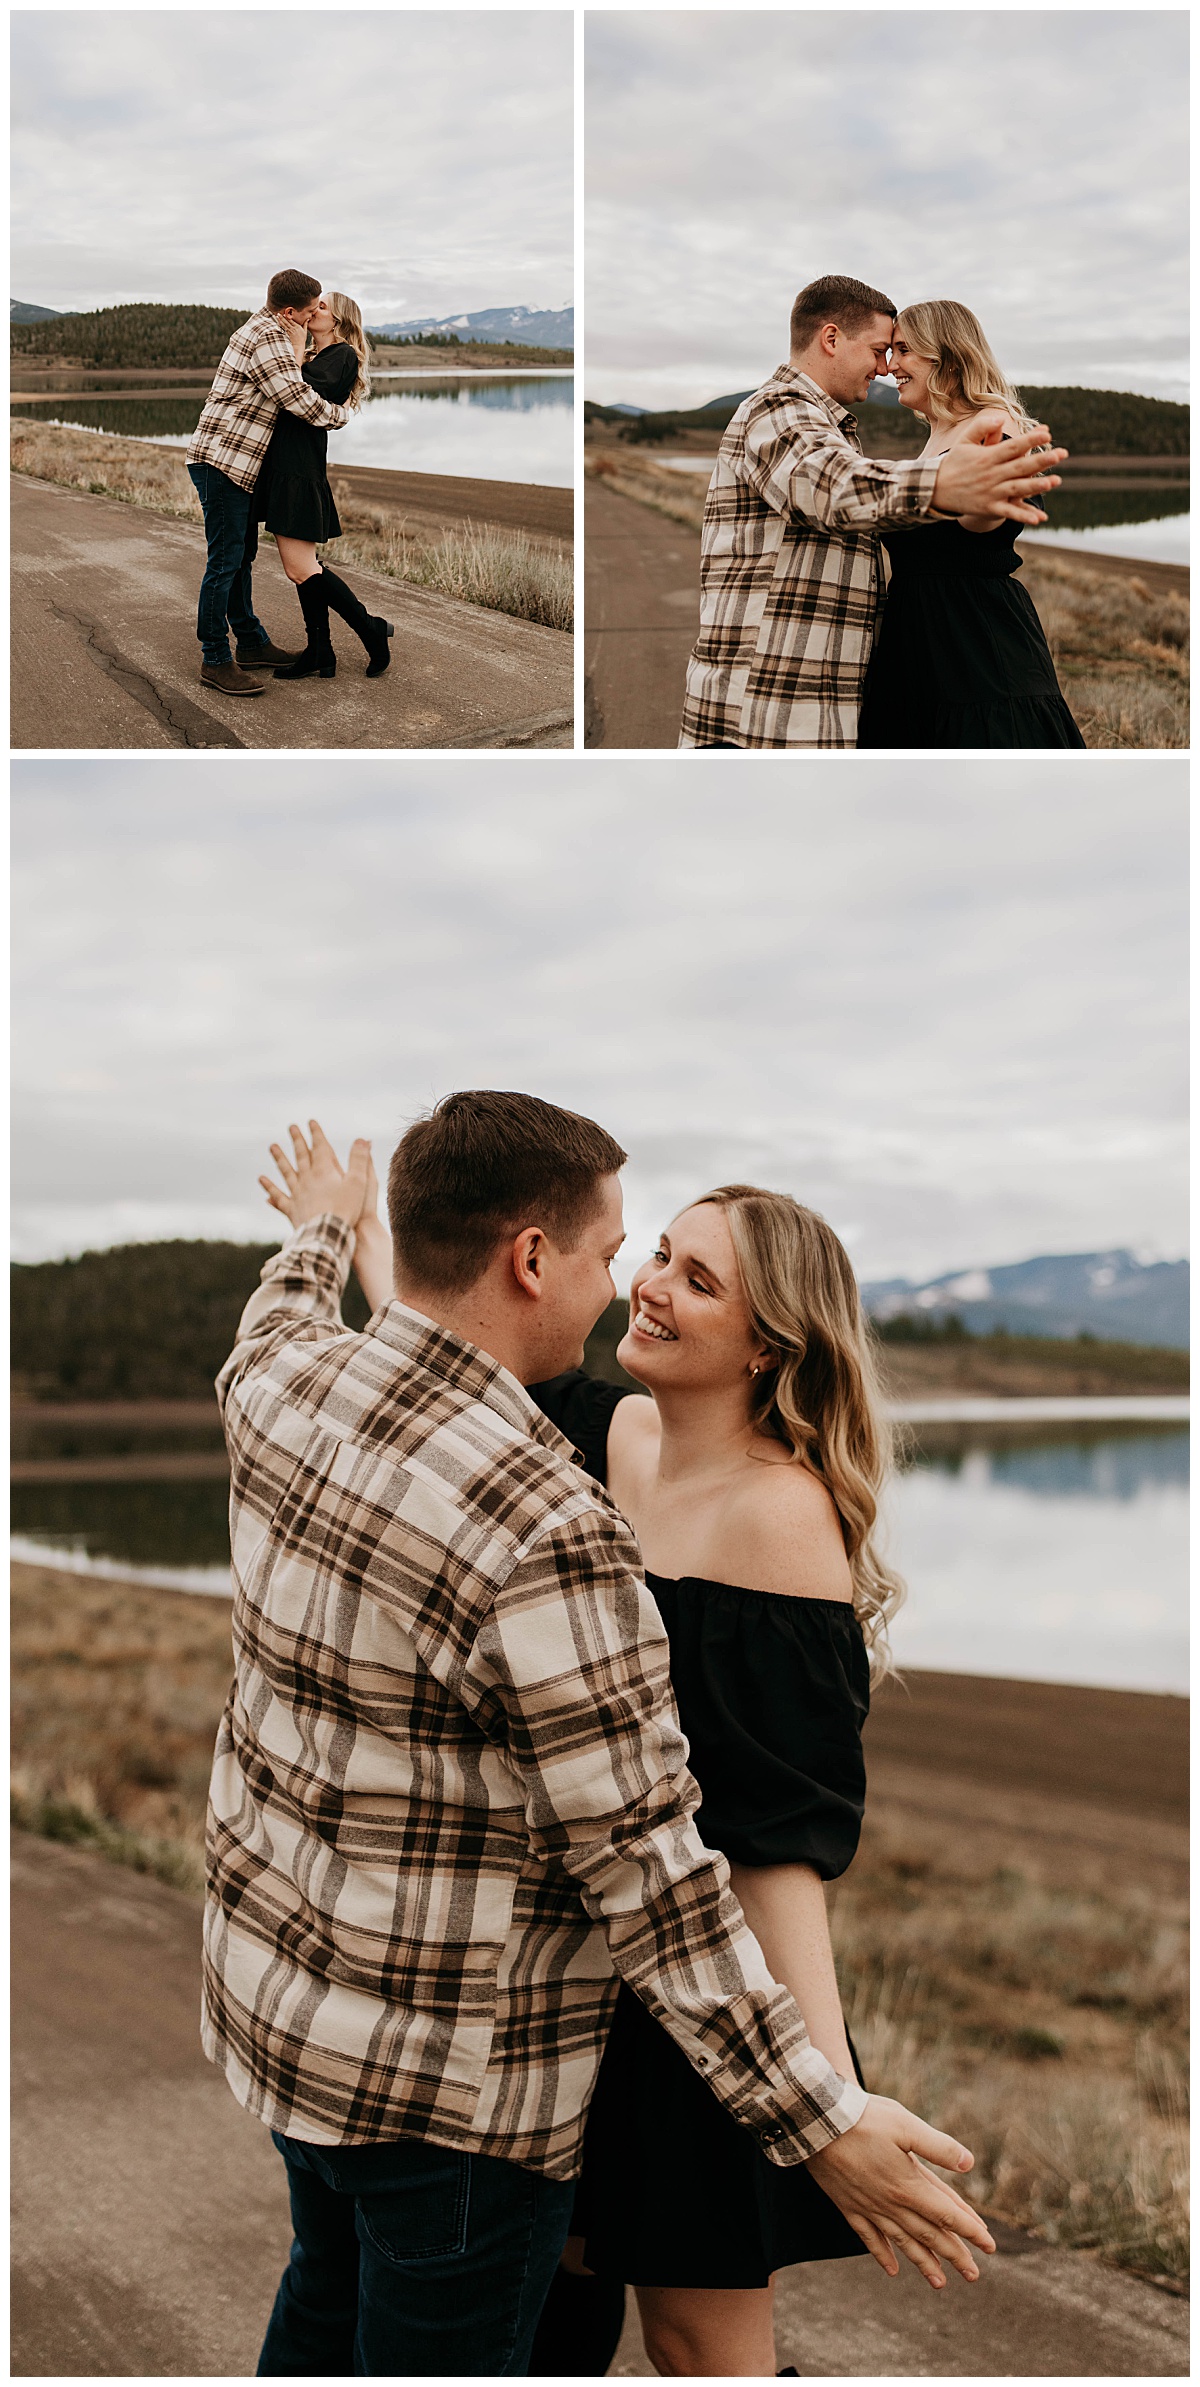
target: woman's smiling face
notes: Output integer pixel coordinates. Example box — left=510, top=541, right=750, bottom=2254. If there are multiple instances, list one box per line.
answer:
left=617, top=1203, right=770, bottom=1393
left=889, top=329, right=935, bottom=414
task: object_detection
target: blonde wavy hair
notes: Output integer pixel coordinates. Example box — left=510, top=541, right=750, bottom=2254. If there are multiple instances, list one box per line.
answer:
left=696, top=1185, right=905, bottom=1677
left=323, top=292, right=371, bottom=409
left=894, top=299, right=1035, bottom=432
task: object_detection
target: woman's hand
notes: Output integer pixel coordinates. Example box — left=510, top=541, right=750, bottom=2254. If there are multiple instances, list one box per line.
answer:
left=258, top=1120, right=371, bottom=1230
left=350, top=1149, right=395, bottom=1313
left=281, top=312, right=309, bottom=365
left=806, top=2096, right=996, bottom=2290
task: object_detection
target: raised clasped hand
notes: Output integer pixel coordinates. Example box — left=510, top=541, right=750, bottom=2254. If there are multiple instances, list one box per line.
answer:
left=259, top=1119, right=372, bottom=1231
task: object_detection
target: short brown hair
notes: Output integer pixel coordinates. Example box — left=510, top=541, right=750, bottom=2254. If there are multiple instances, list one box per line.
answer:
left=267, top=269, right=321, bottom=313
left=387, top=1090, right=627, bottom=1295
left=790, top=275, right=896, bottom=354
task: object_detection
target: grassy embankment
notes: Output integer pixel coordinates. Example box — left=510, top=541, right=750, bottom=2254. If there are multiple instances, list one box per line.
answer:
left=587, top=383, right=1189, bottom=747
left=10, top=419, right=571, bottom=634
left=10, top=1557, right=1187, bottom=2285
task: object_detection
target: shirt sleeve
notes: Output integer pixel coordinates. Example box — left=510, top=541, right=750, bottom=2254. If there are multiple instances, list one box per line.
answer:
left=745, top=406, right=942, bottom=531
left=246, top=324, right=350, bottom=431
left=460, top=1505, right=869, bottom=2166
left=216, top=1214, right=354, bottom=1420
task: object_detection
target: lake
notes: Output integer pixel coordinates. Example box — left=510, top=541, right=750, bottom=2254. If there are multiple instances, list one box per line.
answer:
left=657, top=457, right=1189, bottom=567
left=10, top=1404, right=1187, bottom=1696
left=13, top=373, right=574, bottom=488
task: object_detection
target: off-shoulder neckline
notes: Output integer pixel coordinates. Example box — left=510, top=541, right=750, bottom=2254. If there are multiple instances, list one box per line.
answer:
left=645, top=1569, right=857, bottom=1612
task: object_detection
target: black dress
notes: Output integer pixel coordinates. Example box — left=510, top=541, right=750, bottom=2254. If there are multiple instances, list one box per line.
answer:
left=857, top=513, right=1085, bottom=748
left=530, top=1370, right=871, bottom=2290
left=253, top=343, right=357, bottom=543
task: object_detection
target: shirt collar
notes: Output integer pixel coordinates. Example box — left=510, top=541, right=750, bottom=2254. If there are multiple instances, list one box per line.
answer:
left=773, top=362, right=858, bottom=433
left=364, top=1300, right=577, bottom=1461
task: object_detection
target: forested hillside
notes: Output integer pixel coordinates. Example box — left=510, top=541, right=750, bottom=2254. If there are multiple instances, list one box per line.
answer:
left=588, top=386, right=1189, bottom=456
left=11, top=1240, right=368, bottom=1402
left=11, top=303, right=250, bottom=369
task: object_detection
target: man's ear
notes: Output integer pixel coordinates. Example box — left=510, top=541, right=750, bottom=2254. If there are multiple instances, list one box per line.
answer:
left=510, top=1226, right=547, bottom=1300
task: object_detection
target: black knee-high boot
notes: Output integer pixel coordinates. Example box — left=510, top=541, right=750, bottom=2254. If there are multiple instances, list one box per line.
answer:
left=275, top=574, right=336, bottom=679
left=318, top=565, right=394, bottom=677
left=527, top=2265, right=627, bottom=2377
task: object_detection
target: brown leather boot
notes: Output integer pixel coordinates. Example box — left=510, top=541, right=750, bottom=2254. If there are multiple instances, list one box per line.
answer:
left=200, top=659, right=266, bottom=697
left=235, top=638, right=303, bottom=670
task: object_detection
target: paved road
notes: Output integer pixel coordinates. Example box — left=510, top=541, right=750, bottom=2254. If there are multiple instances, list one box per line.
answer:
left=12, top=1831, right=1187, bottom=2379
left=584, top=478, right=698, bottom=747
left=11, top=475, right=573, bottom=750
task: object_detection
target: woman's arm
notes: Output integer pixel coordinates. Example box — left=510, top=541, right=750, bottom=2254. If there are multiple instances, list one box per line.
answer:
left=728, top=1860, right=855, bottom=2078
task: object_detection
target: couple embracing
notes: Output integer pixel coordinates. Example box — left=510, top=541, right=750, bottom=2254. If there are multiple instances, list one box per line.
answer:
left=185, top=268, right=393, bottom=699
left=680, top=273, right=1085, bottom=749
left=204, top=1090, right=995, bottom=2378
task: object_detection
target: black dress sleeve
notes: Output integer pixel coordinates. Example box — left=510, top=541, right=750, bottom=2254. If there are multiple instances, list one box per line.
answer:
left=649, top=1580, right=869, bottom=1879
left=303, top=343, right=358, bottom=404
left=528, top=1369, right=640, bottom=1488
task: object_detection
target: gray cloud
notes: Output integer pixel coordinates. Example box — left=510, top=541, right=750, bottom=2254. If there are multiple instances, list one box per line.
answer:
left=12, top=12, right=572, bottom=317
left=11, top=759, right=1187, bottom=1291
left=585, top=12, right=1188, bottom=407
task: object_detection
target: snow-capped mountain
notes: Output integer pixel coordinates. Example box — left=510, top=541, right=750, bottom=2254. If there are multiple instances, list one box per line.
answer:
left=11, top=299, right=62, bottom=323
left=861, top=1250, right=1189, bottom=1347
left=368, top=305, right=573, bottom=350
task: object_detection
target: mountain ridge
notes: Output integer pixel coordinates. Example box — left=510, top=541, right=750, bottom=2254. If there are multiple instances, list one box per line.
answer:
left=862, top=1248, right=1189, bottom=1348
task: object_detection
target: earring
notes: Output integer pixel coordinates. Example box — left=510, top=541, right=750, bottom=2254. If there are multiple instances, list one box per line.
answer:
left=749, top=1364, right=760, bottom=1378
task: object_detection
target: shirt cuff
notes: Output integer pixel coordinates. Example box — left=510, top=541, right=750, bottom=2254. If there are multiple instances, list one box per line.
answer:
left=286, top=1213, right=355, bottom=1272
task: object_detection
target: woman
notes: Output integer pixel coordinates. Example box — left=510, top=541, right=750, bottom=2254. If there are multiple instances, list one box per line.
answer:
left=255, top=292, right=394, bottom=680
left=318, top=1164, right=917, bottom=2378
left=858, top=300, right=1084, bottom=747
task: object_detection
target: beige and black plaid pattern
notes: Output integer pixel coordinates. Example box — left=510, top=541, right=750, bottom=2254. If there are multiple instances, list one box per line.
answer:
left=679, top=366, right=944, bottom=749
left=203, top=1217, right=867, bottom=2178
left=186, top=308, right=350, bottom=494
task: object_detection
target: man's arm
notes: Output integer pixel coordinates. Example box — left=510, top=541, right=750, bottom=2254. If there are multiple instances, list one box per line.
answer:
left=745, top=404, right=1064, bottom=534
left=245, top=321, right=350, bottom=431
left=216, top=1124, right=370, bottom=1419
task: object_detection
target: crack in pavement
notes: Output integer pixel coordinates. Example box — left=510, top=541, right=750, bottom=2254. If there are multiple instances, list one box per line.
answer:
left=50, top=604, right=246, bottom=749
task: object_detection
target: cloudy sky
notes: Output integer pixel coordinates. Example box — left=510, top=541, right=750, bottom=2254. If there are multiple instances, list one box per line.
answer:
left=586, top=11, right=1189, bottom=410
left=12, top=11, right=572, bottom=322
left=12, top=759, right=1187, bottom=1291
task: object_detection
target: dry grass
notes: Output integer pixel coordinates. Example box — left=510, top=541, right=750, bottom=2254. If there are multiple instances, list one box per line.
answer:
left=11, top=419, right=572, bottom=631
left=326, top=488, right=573, bottom=633
left=586, top=449, right=1188, bottom=749
left=10, top=1558, right=1189, bottom=2282
left=831, top=1797, right=1189, bottom=2283
left=11, top=415, right=202, bottom=521
left=1017, top=551, right=1188, bottom=748
left=587, top=445, right=708, bottom=532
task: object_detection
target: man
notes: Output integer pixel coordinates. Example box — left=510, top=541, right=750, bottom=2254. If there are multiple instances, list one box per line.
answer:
left=679, top=273, right=1067, bottom=749
left=205, top=1094, right=994, bottom=2376
left=184, top=269, right=351, bottom=699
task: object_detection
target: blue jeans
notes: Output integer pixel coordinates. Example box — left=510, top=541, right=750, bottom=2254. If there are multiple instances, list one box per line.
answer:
left=257, top=2132, right=575, bottom=2378
left=187, top=461, right=269, bottom=665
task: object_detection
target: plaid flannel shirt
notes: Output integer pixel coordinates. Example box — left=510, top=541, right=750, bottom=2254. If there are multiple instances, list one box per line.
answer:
left=202, top=1217, right=868, bottom=2179
left=186, top=308, right=350, bottom=494
left=679, top=366, right=944, bottom=749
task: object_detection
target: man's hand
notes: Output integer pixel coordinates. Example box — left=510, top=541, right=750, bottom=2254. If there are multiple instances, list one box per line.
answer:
left=931, top=413, right=1067, bottom=526
left=259, top=1120, right=371, bottom=1231
left=806, top=2095, right=996, bottom=2290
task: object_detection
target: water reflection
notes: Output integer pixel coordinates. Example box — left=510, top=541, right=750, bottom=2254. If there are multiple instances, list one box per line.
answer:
left=886, top=1425, right=1188, bottom=1693
left=15, top=373, right=575, bottom=487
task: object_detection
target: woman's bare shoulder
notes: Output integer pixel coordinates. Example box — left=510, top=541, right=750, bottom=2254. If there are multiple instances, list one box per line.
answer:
left=720, top=1457, right=855, bottom=1602
left=607, top=1389, right=659, bottom=1457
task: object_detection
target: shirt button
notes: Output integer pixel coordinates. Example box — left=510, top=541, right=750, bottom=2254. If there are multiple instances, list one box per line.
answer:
left=758, top=2123, right=784, bottom=2145
left=695, top=2053, right=711, bottom=2070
